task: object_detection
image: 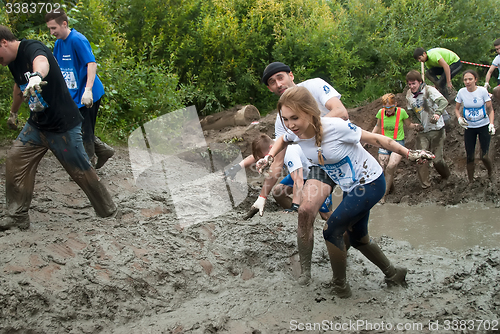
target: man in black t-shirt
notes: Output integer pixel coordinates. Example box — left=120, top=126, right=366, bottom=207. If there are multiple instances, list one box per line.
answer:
left=0, top=25, right=118, bottom=231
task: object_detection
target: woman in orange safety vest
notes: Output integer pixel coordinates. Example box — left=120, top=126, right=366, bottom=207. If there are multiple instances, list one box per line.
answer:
left=371, top=93, right=422, bottom=203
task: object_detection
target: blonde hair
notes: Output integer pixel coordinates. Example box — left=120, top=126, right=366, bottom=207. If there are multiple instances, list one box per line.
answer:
left=251, top=133, right=273, bottom=160
left=381, top=93, right=396, bottom=106
left=277, top=86, right=324, bottom=164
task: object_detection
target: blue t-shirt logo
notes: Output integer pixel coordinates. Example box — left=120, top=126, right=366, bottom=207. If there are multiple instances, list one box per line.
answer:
left=288, top=161, right=294, bottom=168
left=348, top=122, right=357, bottom=131
left=323, top=85, right=330, bottom=94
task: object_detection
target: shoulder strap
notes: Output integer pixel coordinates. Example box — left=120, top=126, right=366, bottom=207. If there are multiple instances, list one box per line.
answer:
left=393, top=108, right=401, bottom=140
left=380, top=109, right=385, bottom=136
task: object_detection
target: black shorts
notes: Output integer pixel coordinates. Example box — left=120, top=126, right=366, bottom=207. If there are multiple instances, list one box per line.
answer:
left=308, top=165, right=336, bottom=190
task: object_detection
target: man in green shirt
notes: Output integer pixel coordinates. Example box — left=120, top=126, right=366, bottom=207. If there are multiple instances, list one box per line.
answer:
left=414, top=47, right=462, bottom=100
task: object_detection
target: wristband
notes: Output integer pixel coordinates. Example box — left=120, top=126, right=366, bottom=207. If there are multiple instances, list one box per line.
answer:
left=259, top=195, right=266, bottom=200
left=29, top=72, right=44, bottom=80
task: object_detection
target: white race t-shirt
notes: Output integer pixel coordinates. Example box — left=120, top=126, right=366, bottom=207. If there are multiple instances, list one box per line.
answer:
left=492, top=55, right=500, bottom=80
left=284, top=144, right=311, bottom=177
left=283, top=118, right=382, bottom=192
left=275, top=78, right=341, bottom=138
left=455, top=86, right=491, bottom=128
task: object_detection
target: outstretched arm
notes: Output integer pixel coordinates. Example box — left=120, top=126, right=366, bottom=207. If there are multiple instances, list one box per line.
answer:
left=360, top=130, right=409, bottom=157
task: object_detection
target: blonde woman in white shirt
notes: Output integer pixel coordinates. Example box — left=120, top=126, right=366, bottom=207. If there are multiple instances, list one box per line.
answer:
left=257, top=86, right=434, bottom=298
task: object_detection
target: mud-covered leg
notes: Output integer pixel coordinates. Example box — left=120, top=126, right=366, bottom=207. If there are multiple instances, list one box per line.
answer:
left=353, top=236, right=407, bottom=287
left=2, top=132, right=48, bottom=230
left=296, top=179, right=330, bottom=285
left=46, top=124, right=117, bottom=218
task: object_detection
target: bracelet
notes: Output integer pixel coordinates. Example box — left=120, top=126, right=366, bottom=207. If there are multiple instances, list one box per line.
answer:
left=265, top=154, right=274, bottom=159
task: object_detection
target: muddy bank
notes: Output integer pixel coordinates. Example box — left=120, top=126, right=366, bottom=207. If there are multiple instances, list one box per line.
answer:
left=0, top=145, right=499, bottom=333
left=0, top=94, right=500, bottom=333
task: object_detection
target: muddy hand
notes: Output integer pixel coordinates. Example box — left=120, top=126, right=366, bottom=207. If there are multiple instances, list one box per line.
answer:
left=256, top=154, right=274, bottom=174
left=458, top=117, right=468, bottom=129
left=7, top=112, right=18, bottom=130
left=243, top=196, right=266, bottom=220
left=429, top=114, right=439, bottom=124
left=489, top=123, right=495, bottom=136
left=407, top=149, right=435, bottom=164
left=81, top=87, right=94, bottom=108
left=23, top=77, right=48, bottom=99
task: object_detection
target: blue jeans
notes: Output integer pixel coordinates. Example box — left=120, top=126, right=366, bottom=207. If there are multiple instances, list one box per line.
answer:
left=5, top=123, right=116, bottom=224
left=323, top=173, right=385, bottom=248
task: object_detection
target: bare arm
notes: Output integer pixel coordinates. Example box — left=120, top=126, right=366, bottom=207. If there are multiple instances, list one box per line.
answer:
left=454, top=101, right=462, bottom=119
left=32, top=55, right=50, bottom=78
left=360, top=130, right=409, bottom=157
left=324, top=97, right=348, bottom=120
left=438, top=58, right=452, bottom=88
left=258, top=136, right=289, bottom=198
left=372, top=119, right=381, bottom=134
left=486, top=100, right=495, bottom=125
left=239, top=154, right=256, bottom=169
left=10, top=84, right=23, bottom=114
left=86, top=62, right=97, bottom=89
left=258, top=148, right=285, bottom=198
left=403, top=118, right=420, bottom=131
left=485, top=65, right=497, bottom=85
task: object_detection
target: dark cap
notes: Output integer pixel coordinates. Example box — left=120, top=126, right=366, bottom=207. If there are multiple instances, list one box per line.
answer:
left=261, top=62, right=291, bottom=85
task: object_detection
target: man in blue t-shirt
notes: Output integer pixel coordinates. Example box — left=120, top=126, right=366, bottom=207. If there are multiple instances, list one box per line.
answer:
left=45, top=9, right=114, bottom=169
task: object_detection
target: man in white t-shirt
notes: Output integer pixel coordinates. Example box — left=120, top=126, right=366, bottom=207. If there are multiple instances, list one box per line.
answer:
left=405, top=70, right=450, bottom=188
left=224, top=62, right=348, bottom=218
left=484, top=38, right=500, bottom=101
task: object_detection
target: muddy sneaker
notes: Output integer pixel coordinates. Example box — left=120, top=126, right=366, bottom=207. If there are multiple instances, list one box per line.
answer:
left=94, top=137, right=115, bottom=169
left=108, top=208, right=122, bottom=220
left=297, top=273, right=312, bottom=286
left=385, top=266, right=408, bottom=287
left=0, top=216, right=30, bottom=231
left=332, top=281, right=352, bottom=298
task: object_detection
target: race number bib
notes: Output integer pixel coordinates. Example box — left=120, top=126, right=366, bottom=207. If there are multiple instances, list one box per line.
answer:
left=61, top=68, right=78, bottom=90
left=464, top=106, right=486, bottom=123
left=323, top=156, right=356, bottom=187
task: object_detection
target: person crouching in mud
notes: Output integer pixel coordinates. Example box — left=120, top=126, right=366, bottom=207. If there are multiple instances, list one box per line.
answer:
left=256, top=86, right=435, bottom=298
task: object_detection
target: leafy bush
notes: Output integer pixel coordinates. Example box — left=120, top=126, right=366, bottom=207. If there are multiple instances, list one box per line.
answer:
left=1, top=0, right=500, bottom=142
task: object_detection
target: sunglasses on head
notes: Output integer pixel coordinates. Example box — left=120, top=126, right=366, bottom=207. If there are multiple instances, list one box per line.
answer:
left=383, top=105, right=396, bottom=109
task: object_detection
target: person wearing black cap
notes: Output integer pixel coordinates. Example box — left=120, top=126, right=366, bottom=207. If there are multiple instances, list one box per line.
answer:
left=226, top=62, right=348, bottom=223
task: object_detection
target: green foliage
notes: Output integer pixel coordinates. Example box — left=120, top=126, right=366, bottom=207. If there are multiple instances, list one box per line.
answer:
left=1, top=0, right=500, bottom=141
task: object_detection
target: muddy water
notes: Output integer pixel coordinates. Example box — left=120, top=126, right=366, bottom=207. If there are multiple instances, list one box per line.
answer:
left=368, top=202, right=500, bottom=251
left=330, top=191, right=499, bottom=251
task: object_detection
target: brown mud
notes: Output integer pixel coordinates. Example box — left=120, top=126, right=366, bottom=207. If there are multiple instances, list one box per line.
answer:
left=0, top=93, right=499, bottom=333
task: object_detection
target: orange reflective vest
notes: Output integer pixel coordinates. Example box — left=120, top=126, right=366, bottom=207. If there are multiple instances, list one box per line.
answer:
left=380, top=107, right=401, bottom=140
